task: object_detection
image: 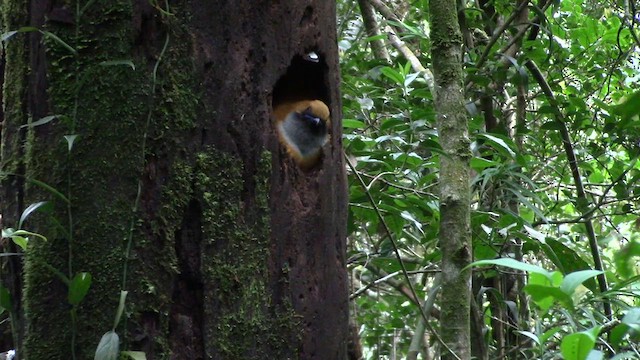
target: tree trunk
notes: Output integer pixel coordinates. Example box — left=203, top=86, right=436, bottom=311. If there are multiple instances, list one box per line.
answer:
left=0, top=1, right=347, bottom=359
left=429, top=0, right=472, bottom=359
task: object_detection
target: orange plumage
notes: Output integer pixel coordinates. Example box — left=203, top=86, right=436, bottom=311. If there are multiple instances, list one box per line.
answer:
left=273, top=100, right=331, bottom=169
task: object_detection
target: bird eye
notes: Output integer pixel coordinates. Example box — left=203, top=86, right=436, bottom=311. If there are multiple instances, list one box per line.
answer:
left=302, top=113, right=321, bottom=125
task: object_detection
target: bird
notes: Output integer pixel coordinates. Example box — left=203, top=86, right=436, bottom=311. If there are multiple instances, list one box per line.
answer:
left=273, top=99, right=331, bottom=169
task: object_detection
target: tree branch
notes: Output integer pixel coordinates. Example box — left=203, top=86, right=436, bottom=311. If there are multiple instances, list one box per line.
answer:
left=525, top=59, right=612, bottom=320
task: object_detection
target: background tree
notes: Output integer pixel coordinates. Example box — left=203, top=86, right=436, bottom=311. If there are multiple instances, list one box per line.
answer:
left=340, top=0, right=640, bottom=359
left=1, top=1, right=348, bottom=359
left=429, top=0, right=472, bottom=358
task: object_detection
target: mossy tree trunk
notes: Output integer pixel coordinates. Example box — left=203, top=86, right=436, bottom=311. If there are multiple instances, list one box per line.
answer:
left=429, top=0, right=472, bottom=359
left=1, top=1, right=348, bottom=359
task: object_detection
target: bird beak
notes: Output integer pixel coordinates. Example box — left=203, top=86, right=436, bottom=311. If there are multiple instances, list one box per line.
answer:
left=304, top=51, right=319, bottom=63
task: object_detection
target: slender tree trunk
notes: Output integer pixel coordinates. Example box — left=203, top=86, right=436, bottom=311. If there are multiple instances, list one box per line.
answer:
left=1, top=1, right=347, bottom=359
left=429, top=0, right=472, bottom=359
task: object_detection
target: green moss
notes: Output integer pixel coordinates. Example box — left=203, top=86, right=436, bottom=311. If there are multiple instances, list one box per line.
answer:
left=0, top=0, right=28, bottom=176
left=191, top=148, right=296, bottom=359
left=8, top=0, right=292, bottom=358
left=20, top=1, right=197, bottom=359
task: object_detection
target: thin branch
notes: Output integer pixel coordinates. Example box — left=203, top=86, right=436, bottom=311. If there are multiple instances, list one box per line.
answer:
left=385, top=29, right=435, bottom=94
left=474, top=0, right=531, bottom=72
left=357, top=0, right=391, bottom=62
left=345, top=154, right=459, bottom=360
left=368, top=0, right=402, bottom=24
left=525, top=59, right=612, bottom=321
left=364, top=0, right=436, bottom=93
left=407, top=274, right=442, bottom=360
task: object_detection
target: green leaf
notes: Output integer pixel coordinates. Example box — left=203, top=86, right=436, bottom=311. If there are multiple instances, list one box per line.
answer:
left=40, top=30, right=76, bottom=54
left=68, top=272, right=92, bottom=306
left=99, top=60, right=136, bottom=71
left=524, top=284, right=573, bottom=311
left=514, top=330, right=540, bottom=345
left=1, top=26, right=38, bottom=42
left=609, top=323, right=629, bottom=349
left=2, top=228, right=49, bottom=250
left=19, top=115, right=60, bottom=129
left=94, top=331, right=119, bottom=360
left=121, top=351, right=147, bottom=360
left=19, top=201, right=50, bottom=229
left=4, top=229, right=47, bottom=242
left=10, top=236, right=28, bottom=251
left=560, top=331, right=596, bottom=360
left=379, top=118, right=406, bottom=131
left=467, top=258, right=553, bottom=280
left=542, top=238, right=596, bottom=291
left=559, top=270, right=602, bottom=296
left=342, top=119, right=366, bottom=129
left=0, top=284, right=12, bottom=311
left=611, top=91, right=640, bottom=120
left=477, top=133, right=517, bottom=158
left=380, top=66, right=404, bottom=85
left=471, top=157, right=498, bottom=170
left=622, top=307, right=640, bottom=332
left=26, top=178, right=70, bottom=204
left=540, top=326, right=563, bottom=344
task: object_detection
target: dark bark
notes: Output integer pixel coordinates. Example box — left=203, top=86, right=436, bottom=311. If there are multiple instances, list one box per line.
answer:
left=1, top=1, right=347, bottom=359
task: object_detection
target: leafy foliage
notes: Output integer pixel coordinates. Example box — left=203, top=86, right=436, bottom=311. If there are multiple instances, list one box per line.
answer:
left=339, top=0, right=640, bottom=358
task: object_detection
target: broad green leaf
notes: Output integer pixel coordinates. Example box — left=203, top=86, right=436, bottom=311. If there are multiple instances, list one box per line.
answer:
left=524, top=284, right=573, bottom=311
left=380, top=118, right=406, bottom=131
left=471, top=157, right=498, bottom=170
left=560, top=270, right=602, bottom=296
left=543, top=238, right=596, bottom=291
left=68, top=272, right=92, bottom=306
left=380, top=66, right=404, bottom=85
left=560, top=331, right=596, bottom=360
left=609, top=323, right=630, bottom=350
left=10, top=236, right=28, bottom=251
left=467, top=258, right=553, bottom=279
left=622, top=307, right=640, bottom=332
left=611, top=91, right=640, bottom=120
left=342, top=119, right=366, bottom=129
